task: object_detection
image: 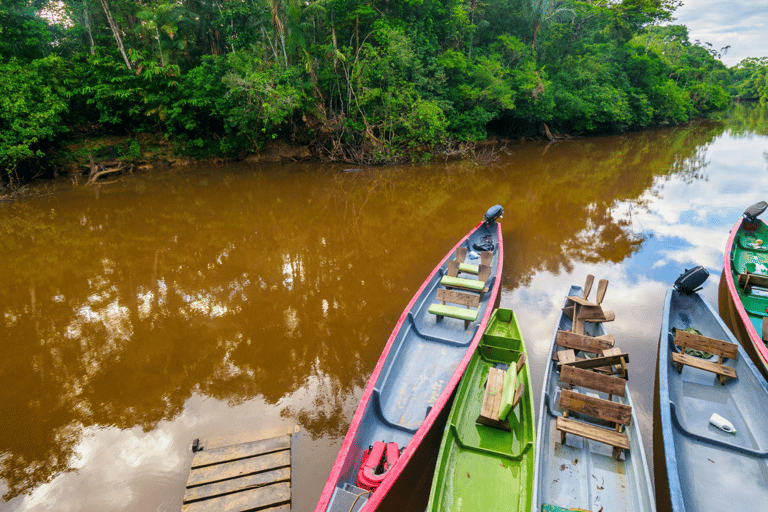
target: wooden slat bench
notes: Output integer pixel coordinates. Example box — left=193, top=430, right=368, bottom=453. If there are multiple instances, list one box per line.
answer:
left=476, top=354, right=526, bottom=431
left=428, top=288, right=480, bottom=329
left=672, top=330, right=738, bottom=384
left=556, top=365, right=631, bottom=460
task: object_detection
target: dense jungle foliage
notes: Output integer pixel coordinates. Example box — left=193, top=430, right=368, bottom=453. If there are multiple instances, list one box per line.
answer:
left=1, top=0, right=767, bottom=180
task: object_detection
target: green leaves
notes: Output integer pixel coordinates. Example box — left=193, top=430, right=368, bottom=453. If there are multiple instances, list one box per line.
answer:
left=0, top=56, right=69, bottom=178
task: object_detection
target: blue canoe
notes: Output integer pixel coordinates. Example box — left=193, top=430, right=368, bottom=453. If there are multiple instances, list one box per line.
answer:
left=532, top=283, right=655, bottom=512
left=660, top=285, right=768, bottom=512
left=316, top=206, right=504, bottom=512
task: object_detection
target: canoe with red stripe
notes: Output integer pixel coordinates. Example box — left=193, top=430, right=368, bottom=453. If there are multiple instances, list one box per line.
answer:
left=315, top=205, right=504, bottom=512
left=718, top=201, right=768, bottom=380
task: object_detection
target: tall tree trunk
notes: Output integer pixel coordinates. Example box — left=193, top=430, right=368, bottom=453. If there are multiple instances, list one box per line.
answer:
left=155, top=24, right=166, bottom=67
left=98, top=0, right=132, bottom=69
left=84, top=4, right=95, bottom=54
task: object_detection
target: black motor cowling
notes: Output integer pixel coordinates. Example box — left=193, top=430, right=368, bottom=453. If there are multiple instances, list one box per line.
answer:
left=744, top=201, right=768, bottom=222
left=674, top=266, right=709, bottom=295
left=484, top=205, right=504, bottom=224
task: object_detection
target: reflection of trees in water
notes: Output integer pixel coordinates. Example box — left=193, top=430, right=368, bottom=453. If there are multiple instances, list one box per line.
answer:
left=718, top=102, right=768, bottom=137
left=0, top=121, right=719, bottom=500
left=497, top=121, right=721, bottom=289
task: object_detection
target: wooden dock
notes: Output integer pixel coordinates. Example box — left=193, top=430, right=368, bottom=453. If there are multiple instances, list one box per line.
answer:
left=182, top=426, right=297, bottom=512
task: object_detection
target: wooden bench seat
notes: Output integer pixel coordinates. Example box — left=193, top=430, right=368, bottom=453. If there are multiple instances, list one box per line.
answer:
left=428, top=288, right=480, bottom=329
left=738, top=273, right=768, bottom=293
left=455, top=247, right=492, bottom=275
left=556, top=365, right=631, bottom=460
left=564, top=275, right=614, bottom=334
left=558, top=352, right=630, bottom=380
left=477, top=354, right=526, bottom=430
left=553, top=330, right=615, bottom=356
left=440, top=260, right=491, bottom=294
left=673, top=330, right=738, bottom=384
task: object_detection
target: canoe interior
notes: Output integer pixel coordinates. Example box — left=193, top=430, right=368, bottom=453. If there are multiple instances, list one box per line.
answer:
left=533, top=285, right=655, bottom=512
left=427, top=308, right=535, bottom=512
left=322, top=221, right=501, bottom=511
left=728, top=219, right=768, bottom=336
left=661, top=289, right=768, bottom=512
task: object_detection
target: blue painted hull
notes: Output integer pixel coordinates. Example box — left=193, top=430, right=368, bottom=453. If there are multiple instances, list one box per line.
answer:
left=659, top=288, right=768, bottom=512
left=317, top=217, right=503, bottom=512
left=532, top=285, right=655, bottom=512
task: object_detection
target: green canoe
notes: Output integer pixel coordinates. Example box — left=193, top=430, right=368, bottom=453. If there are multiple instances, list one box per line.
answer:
left=427, top=308, right=535, bottom=512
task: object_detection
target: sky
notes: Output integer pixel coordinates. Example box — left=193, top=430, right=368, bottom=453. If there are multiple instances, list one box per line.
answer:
left=672, top=0, right=768, bottom=67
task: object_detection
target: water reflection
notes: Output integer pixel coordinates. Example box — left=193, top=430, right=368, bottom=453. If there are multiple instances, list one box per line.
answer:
left=0, top=105, right=765, bottom=510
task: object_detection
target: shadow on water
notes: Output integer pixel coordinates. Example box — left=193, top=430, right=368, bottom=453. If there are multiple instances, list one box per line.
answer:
left=0, top=111, right=748, bottom=510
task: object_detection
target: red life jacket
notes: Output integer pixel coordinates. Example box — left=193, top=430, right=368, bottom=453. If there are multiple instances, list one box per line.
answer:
left=355, top=441, right=400, bottom=491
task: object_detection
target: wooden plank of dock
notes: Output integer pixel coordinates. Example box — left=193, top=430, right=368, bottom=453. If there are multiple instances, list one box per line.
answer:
left=182, top=427, right=296, bottom=512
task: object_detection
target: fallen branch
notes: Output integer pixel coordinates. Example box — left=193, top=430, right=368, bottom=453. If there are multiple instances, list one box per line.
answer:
left=86, top=162, right=131, bottom=185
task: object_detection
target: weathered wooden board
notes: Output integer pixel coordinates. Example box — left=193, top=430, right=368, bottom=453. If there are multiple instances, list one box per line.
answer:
left=559, top=389, right=632, bottom=426
left=560, top=364, right=626, bottom=398
left=181, top=481, right=290, bottom=512
left=674, top=330, right=739, bottom=359
left=187, top=449, right=290, bottom=488
left=555, top=330, right=615, bottom=353
left=191, top=436, right=290, bottom=469
left=556, top=417, right=629, bottom=449
left=184, top=467, right=291, bottom=503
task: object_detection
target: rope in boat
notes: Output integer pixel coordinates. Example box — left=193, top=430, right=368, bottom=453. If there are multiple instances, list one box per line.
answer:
left=347, top=489, right=372, bottom=512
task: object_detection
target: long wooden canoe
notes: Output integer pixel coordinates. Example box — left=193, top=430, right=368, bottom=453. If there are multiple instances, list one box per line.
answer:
left=532, top=284, right=654, bottom=512
left=660, top=285, right=768, bottom=512
left=426, top=308, right=535, bottom=512
left=718, top=202, right=768, bottom=380
left=315, top=207, right=504, bottom=512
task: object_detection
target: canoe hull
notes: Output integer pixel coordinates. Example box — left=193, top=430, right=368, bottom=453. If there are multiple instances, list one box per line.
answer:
left=660, top=288, right=768, bottom=512
left=532, top=285, right=655, bottom=512
left=427, top=308, right=535, bottom=512
left=316, top=217, right=504, bottom=512
left=719, top=216, right=768, bottom=380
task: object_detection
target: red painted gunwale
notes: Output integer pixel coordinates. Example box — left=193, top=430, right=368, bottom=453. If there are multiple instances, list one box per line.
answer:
left=315, top=220, right=503, bottom=512
left=722, top=216, right=768, bottom=369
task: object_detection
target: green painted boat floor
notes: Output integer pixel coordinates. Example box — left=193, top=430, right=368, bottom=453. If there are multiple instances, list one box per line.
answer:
left=732, top=224, right=768, bottom=336
left=427, top=309, right=535, bottom=512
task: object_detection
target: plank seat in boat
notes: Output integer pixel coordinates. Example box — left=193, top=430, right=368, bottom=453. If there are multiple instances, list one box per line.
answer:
left=672, top=330, right=738, bottom=384
left=476, top=353, right=526, bottom=430
left=557, top=351, right=630, bottom=379
left=552, top=330, right=614, bottom=358
left=428, top=288, right=480, bottom=329
left=737, top=272, right=768, bottom=293
left=455, top=247, right=492, bottom=275
left=563, top=275, right=615, bottom=334
left=440, top=260, right=490, bottom=293
left=556, top=365, right=631, bottom=460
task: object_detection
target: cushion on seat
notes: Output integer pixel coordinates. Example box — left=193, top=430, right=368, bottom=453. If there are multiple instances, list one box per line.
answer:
left=427, top=304, right=478, bottom=322
left=440, top=275, right=485, bottom=291
left=459, top=262, right=479, bottom=274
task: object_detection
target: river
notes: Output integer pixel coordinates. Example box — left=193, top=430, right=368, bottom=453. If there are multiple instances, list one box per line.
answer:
left=1, top=103, right=766, bottom=512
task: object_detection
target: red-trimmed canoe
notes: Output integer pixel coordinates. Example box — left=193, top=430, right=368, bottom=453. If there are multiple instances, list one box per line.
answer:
left=718, top=201, right=768, bottom=380
left=315, top=206, right=504, bottom=512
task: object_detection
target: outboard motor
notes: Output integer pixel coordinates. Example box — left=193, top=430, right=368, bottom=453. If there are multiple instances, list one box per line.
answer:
left=743, top=201, right=767, bottom=231
left=674, top=266, right=709, bottom=295
left=484, top=205, right=504, bottom=225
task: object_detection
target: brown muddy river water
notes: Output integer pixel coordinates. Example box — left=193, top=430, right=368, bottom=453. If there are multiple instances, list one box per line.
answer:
left=1, top=104, right=767, bottom=512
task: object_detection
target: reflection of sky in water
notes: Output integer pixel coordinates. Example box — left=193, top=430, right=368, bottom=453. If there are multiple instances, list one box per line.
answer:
left=622, top=134, right=768, bottom=287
